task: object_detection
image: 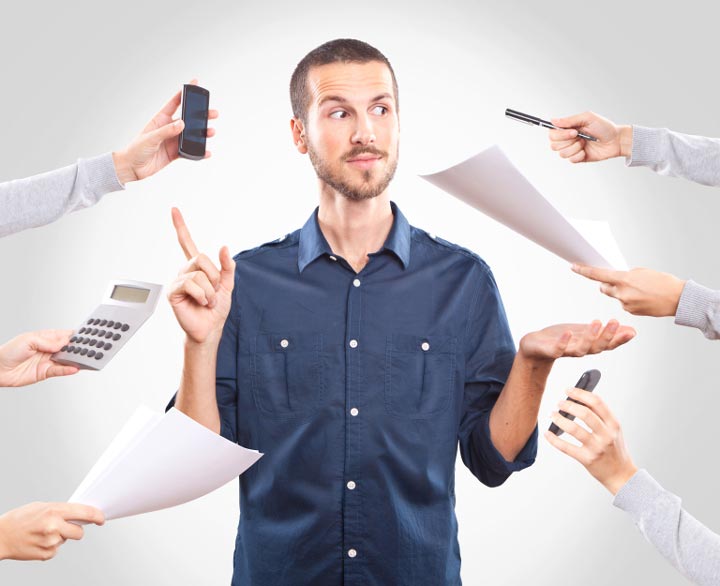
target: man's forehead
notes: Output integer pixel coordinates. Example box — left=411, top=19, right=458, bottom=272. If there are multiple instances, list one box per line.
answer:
left=306, top=61, right=395, bottom=105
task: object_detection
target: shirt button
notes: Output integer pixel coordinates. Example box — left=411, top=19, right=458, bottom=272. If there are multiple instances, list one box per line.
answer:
left=349, top=339, right=358, bottom=349
left=421, top=341, right=430, bottom=351
left=329, top=255, right=338, bottom=261
left=347, top=481, right=356, bottom=490
left=350, top=407, right=359, bottom=417
left=353, top=278, right=361, bottom=287
left=348, top=549, right=357, bottom=558
left=280, top=339, right=289, bottom=348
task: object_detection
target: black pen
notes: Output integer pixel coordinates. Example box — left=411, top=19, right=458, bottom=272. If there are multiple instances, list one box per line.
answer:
left=505, top=108, right=598, bottom=142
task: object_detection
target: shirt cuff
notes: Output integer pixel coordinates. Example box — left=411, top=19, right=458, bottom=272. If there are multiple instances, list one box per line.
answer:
left=627, top=125, right=665, bottom=167
left=675, top=280, right=720, bottom=339
left=613, top=469, right=666, bottom=521
left=478, top=413, right=537, bottom=477
left=81, top=152, right=125, bottom=197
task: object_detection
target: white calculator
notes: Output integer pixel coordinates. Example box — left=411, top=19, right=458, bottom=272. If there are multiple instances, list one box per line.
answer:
left=52, top=279, right=163, bottom=371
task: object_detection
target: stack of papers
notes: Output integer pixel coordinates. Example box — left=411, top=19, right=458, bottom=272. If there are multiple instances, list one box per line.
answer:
left=69, top=406, right=262, bottom=521
left=419, top=145, right=628, bottom=270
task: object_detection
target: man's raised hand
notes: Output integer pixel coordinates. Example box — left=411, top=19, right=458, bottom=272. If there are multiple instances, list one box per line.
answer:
left=168, top=208, right=235, bottom=345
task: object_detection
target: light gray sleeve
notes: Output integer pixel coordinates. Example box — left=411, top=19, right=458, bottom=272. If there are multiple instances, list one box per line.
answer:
left=0, top=152, right=124, bottom=238
left=627, top=126, right=720, bottom=186
left=675, top=280, right=720, bottom=340
left=613, top=469, right=720, bottom=585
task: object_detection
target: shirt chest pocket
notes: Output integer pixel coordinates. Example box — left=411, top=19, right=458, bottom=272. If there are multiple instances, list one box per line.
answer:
left=251, top=333, right=324, bottom=418
left=384, top=334, right=457, bottom=419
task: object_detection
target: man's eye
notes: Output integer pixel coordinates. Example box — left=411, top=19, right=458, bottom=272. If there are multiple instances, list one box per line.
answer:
left=371, top=106, right=388, bottom=115
left=329, top=111, right=347, bottom=119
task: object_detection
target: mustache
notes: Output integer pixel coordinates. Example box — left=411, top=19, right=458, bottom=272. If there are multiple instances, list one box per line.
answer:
left=343, top=146, right=387, bottom=161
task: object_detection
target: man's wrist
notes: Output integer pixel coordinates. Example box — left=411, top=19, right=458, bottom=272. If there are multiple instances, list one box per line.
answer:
left=618, top=125, right=633, bottom=158
left=111, top=150, right=137, bottom=185
left=184, top=333, right=222, bottom=355
left=512, top=350, right=555, bottom=390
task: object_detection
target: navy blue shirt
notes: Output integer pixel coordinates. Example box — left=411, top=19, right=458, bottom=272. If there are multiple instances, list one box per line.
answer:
left=212, top=203, right=536, bottom=585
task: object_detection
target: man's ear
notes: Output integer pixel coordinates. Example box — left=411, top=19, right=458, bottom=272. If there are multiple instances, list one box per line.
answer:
left=290, top=118, right=308, bottom=154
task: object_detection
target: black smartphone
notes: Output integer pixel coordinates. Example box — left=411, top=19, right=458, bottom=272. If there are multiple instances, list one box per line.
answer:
left=178, top=84, right=210, bottom=160
left=549, top=369, right=601, bottom=436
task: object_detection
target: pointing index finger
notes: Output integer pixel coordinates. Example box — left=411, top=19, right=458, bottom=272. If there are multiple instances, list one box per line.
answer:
left=572, top=263, right=623, bottom=285
left=171, top=207, right=200, bottom=260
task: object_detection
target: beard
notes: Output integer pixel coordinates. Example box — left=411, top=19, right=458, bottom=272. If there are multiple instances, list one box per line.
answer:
left=307, top=141, right=399, bottom=202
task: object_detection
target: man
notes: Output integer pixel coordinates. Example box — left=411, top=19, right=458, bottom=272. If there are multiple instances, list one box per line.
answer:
left=547, top=111, right=720, bottom=340
left=168, top=40, right=635, bottom=585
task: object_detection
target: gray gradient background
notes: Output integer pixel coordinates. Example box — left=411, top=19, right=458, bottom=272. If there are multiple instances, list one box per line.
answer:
left=0, top=1, right=717, bottom=584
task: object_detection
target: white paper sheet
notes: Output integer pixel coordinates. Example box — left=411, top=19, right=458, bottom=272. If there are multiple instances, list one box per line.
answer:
left=69, top=406, right=262, bottom=521
left=419, top=145, right=627, bottom=270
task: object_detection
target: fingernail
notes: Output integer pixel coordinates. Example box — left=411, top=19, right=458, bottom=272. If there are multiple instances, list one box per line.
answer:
left=591, top=322, right=601, bottom=334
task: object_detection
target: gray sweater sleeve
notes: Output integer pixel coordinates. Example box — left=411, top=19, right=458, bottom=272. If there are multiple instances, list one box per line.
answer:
left=0, top=152, right=124, bottom=238
left=675, top=280, right=720, bottom=340
left=613, top=469, right=720, bottom=585
left=627, top=125, right=720, bottom=186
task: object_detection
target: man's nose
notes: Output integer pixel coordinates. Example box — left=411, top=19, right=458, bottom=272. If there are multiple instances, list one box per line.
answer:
left=351, top=114, right=376, bottom=145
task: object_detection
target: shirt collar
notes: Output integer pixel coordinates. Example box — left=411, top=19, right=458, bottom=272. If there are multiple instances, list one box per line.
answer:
left=297, top=201, right=411, bottom=273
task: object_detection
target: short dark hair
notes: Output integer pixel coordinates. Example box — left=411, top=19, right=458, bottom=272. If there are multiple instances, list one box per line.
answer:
left=290, top=38, right=399, bottom=120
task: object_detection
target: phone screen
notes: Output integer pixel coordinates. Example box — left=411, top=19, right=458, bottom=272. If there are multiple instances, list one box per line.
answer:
left=179, top=85, right=209, bottom=159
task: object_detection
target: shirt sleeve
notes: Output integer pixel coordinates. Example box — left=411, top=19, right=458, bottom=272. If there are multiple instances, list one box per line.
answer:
left=0, top=153, right=124, bottom=238
left=457, top=264, right=537, bottom=487
left=627, top=125, right=720, bottom=187
left=613, top=469, right=720, bottom=585
left=674, top=280, right=720, bottom=340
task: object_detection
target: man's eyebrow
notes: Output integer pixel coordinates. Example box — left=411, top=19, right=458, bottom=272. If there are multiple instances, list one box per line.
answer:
left=317, top=95, right=348, bottom=107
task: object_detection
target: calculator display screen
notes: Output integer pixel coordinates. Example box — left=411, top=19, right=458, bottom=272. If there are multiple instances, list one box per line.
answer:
left=111, top=285, right=150, bottom=303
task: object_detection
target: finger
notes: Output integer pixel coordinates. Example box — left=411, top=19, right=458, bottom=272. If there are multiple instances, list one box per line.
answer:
left=30, top=330, right=75, bottom=353
left=45, top=364, right=80, bottom=379
left=572, top=320, right=601, bottom=356
left=178, top=276, right=211, bottom=306
left=599, top=282, right=619, bottom=299
left=544, top=430, right=586, bottom=463
left=550, top=411, right=592, bottom=444
left=208, top=109, right=219, bottom=120
left=145, top=120, right=184, bottom=146
left=206, top=128, right=216, bottom=138
left=571, top=264, right=623, bottom=285
left=171, top=208, right=200, bottom=260
left=558, top=400, right=605, bottom=435
left=548, top=128, right=578, bottom=142
left=567, top=388, right=615, bottom=427
left=604, top=325, right=637, bottom=350
left=218, top=246, right=236, bottom=292
left=569, top=149, right=587, bottom=164
left=203, top=150, right=213, bottom=159
left=550, top=138, right=578, bottom=152
left=182, top=253, right=221, bottom=289
left=590, top=319, right=619, bottom=352
left=59, top=521, right=84, bottom=541
left=551, top=113, right=590, bottom=130
left=158, top=89, right=183, bottom=118
left=61, top=504, right=105, bottom=526
left=190, top=271, right=218, bottom=307
left=559, top=141, right=585, bottom=159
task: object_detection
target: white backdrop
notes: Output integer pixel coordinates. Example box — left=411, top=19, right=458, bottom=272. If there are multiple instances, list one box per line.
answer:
left=0, top=1, right=717, bottom=584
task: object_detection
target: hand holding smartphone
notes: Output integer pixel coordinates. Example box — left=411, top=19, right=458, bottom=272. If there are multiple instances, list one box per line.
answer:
left=178, top=84, right=210, bottom=160
left=549, top=369, right=601, bottom=436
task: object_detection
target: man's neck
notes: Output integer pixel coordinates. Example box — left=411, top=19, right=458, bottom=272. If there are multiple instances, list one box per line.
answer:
left=317, top=187, right=394, bottom=274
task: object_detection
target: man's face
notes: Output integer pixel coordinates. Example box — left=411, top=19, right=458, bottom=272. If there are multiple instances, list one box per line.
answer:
left=296, top=61, right=399, bottom=201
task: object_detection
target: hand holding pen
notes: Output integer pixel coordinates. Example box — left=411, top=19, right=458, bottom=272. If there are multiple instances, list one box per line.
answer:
left=545, top=111, right=634, bottom=164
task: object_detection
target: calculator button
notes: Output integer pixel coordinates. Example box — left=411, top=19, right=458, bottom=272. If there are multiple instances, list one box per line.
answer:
left=121, top=324, right=129, bottom=332
left=87, top=350, right=95, bottom=358
left=80, top=348, right=88, bottom=356
left=86, top=319, right=93, bottom=325
left=100, top=319, right=108, bottom=326
left=98, top=330, right=106, bottom=337
left=113, top=322, right=121, bottom=330
left=107, top=321, right=115, bottom=328
left=112, top=334, right=121, bottom=341
left=73, top=347, right=82, bottom=354
left=61, top=346, right=69, bottom=352
left=104, top=343, right=112, bottom=351
left=90, top=328, right=97, bottom=335
left=104, top=331, right=113, bottom=339
left=79, top=328, right=86, bottom=334
left=89, top=339, right=97, bottom=347
left=95, top=352, right=104, bottom=360
left=70, top=336, right=78, bottom=343
left=93, top=319, right=101, bottom=325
